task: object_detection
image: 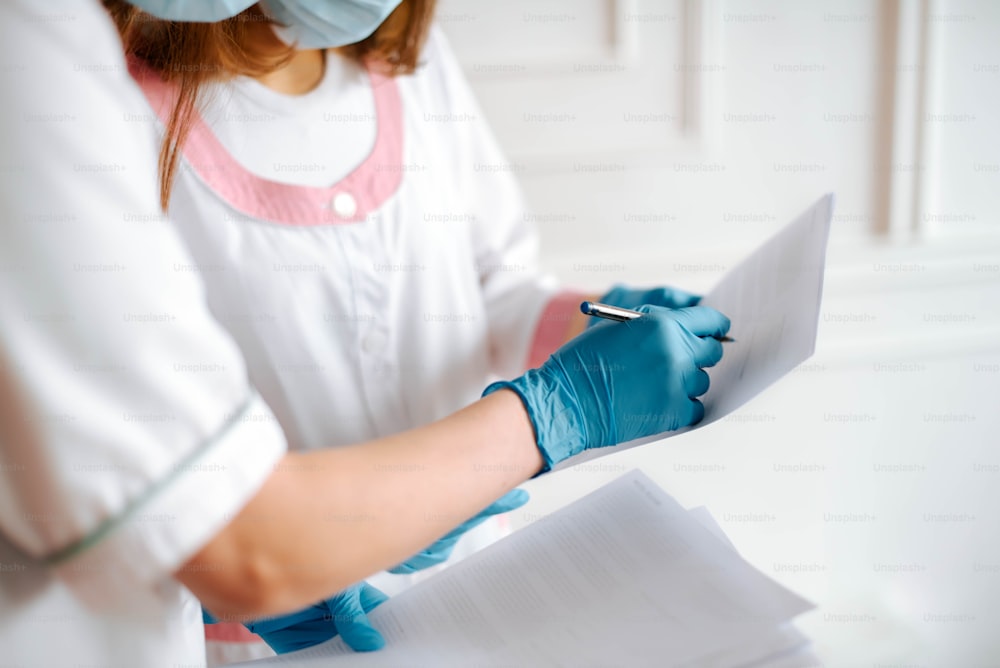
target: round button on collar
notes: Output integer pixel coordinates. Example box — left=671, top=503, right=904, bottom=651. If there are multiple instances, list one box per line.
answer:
left=332, top=192, right=358, bottom=219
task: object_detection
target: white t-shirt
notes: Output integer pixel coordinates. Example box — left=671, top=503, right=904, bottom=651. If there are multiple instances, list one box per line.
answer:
left=206, top=48, right=378, bottom=188
left=0, top=1, right=288, bottom=666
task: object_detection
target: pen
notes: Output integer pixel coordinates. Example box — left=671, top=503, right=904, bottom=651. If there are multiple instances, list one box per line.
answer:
left=580, top=301, right=735, bottom=342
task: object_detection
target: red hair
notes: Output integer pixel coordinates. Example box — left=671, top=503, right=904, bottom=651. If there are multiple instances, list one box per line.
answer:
left=102, top=1, right=437, bottom=210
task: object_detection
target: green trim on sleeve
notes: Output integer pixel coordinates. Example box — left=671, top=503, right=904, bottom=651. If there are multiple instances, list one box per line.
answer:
left=42, top=395, right=257, bottom=566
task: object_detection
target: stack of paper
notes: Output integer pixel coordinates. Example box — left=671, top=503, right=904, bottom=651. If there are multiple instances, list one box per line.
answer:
left=236, top=471, right=819, bottom=667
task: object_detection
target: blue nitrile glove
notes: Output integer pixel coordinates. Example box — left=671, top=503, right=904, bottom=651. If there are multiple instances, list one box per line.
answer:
left=388, top=488, right=530, bottom=574
left=205, top=582, right=389, bottom=654
left=587, top=284, right=701, bottom=328
left=485, top=305, right=730, bottom=470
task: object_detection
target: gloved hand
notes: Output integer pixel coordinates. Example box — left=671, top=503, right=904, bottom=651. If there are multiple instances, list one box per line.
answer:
left=389, top=488, right=529, bottom=574
left=485, top=305, right=730, bottom=471
left=205, top=582, right=389, bottom=654
left=587, top=285, right=700, bottom=327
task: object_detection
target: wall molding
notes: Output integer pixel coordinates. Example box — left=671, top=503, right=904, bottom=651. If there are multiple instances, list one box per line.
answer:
left=883, top=0, right=943, bottom=239
left=445, top=0, right=643, bottom=78
left=681, top=0, right=721, bottom=149
left=446, top=0, right=722, bottom=162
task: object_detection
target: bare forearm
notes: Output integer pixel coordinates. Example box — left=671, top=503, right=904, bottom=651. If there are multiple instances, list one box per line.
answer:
left=179, top=389, right=541, bottom=618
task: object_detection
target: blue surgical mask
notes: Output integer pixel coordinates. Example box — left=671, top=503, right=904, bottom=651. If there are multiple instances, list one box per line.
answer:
left=124, top=0, right=259, bottom=22
left=259, top=0, right=405, bottom=49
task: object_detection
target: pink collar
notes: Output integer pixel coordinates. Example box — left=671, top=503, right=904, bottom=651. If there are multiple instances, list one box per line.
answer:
left=129, top=58, right=404, bottom=226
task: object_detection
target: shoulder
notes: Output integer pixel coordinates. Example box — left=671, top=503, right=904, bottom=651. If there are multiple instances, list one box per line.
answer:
left=420, top=24, right=457, bottom=67
left=399, top=24, right=476, bottom=112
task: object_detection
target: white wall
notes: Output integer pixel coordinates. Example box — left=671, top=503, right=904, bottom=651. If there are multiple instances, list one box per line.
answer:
left=441, top=1, right=1000, bottom=664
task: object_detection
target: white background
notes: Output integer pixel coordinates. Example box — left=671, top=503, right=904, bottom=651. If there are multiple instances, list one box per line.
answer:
left=441, top=1, right=1000, bottom=665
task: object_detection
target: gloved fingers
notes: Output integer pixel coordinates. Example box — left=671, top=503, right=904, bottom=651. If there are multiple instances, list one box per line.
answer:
left=601, top=284, right=702, bottom=310
left=387, top=557, right=426, bottom=574
left=642, top=410, right=675, bottom=436
left=388, top=489, right=530, bottom=574
left=326, top=587, right=386, bottom=652
left=432, top=488, right=530, bottom=543
left=685, top=367, right=711, bottom=398
left=688, top=398, right=706, bottom=426
left=426, top=517, right=476, bottom=547
left=648, top=286, right=701, bottom=309
left=387, top=562, right=418, bottom=575
left=586, top=314, right=618, bottom=330
left=596, top=284, right=630, bottom=308
left=679, top=292, right=702, bottom=307
left=632, top=303, right=671, bottom=326
left=358, top=582, right=390, bottom=613
left=387, top=537, right=460, bottom=573
left=633, top=306, right=725, bottom=367
left=333, top=615, right=384, bottom=652
left=661, top=306, right=731, bottom=339
left=486, top=487, right=531, bottom=513
left=243, top=603, right=337, bottom=654
left=258, top=620, right=337, bottom=654
left=244, top=603, right=327, bottom=635
left=690, top=334, right=725, bottom=368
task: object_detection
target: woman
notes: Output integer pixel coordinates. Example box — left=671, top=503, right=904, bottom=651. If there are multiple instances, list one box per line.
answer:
left=0, top=1, right=729, bottom=665
left=106, top=1, right=715, bottom=660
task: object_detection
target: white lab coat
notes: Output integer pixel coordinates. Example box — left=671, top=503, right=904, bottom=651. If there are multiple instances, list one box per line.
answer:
left=128, top=26, right=583, bottom=664
left=137, top=27, right=566, bottom=451
left=0, top=2, right=287, bottom=665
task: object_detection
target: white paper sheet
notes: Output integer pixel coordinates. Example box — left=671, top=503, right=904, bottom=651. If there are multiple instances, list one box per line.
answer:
left=680, top=507, right=813, bottom=668
left=235, top=471, right=813, bottom=667
left=697, top=192, right=834, bottom=424
left=683, top=624, right=810, bottom=668
left=750, top=648, right=824, bottom=668
left=553, top=193, right=835, bottom=470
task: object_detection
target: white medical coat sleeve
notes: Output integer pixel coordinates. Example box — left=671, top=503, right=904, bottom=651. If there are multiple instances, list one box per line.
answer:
left=423, top=28, right=585, bottom=378
left=0, top=0, right=287, bottom=610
